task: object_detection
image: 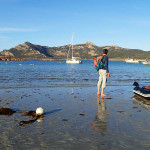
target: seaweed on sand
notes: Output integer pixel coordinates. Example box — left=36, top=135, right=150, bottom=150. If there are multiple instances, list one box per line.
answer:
left=0, top=107, right=43, bottom=126
left=19, top=115, right=44, bottom=126
left=0, top=108, right=16, bottom=115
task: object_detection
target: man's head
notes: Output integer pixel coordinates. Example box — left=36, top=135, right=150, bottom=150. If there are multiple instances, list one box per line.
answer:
left=103, top=49, right=108, bottom=55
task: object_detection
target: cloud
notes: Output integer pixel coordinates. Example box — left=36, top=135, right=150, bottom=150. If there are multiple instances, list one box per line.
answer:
left=0, top=28, right=37, bottom=32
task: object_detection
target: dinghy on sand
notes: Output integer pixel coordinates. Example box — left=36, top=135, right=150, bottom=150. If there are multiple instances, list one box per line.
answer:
left=133, top=82, right=150, bottom=99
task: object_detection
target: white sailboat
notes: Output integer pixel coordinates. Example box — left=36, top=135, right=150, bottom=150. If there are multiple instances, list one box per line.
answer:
left=125, top=58, right=139, bottom=63
left=66, top=33, right=82, bottom=64
left=142, top=60, right=150, bottom=65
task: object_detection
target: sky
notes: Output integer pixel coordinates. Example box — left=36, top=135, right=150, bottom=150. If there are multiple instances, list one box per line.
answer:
left=0, top=0, right=150, bottom=51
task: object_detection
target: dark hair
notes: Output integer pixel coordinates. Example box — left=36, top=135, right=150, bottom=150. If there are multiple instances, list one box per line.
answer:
left=103, top=49, right=108, bottom=54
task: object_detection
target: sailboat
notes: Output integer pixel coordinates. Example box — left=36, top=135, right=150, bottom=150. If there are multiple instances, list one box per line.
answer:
left=125, top=58, right=139, bottom=63
left=66, top=33, right=82, bottom=64
left=142, top=59, right=150, bottom=65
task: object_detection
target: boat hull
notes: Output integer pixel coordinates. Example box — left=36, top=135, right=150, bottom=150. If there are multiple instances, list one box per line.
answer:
left=125, top=59, right=139, bottom=63
left=142, top=61, right=150, bottom=65
left=133, top=86, right=150, bottom=99
left=66, top=60, right=82, bottom=64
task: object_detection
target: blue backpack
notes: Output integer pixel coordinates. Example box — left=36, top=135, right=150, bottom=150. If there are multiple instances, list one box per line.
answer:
left=93, top=55, right=105, bottom=71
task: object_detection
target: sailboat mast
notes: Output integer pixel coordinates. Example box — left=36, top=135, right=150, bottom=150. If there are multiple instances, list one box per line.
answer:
left=71, top=32, right=74, bottom=58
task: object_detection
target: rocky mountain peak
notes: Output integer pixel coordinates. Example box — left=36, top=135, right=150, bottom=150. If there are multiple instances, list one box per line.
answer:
left=13, top=41, right=33, bottom=50
left=22, top=41, right=33, bottom=46
left=84, top=41, right=95, bottom=46
left=111, top=45, right=121, bottom=49
left=103, top=45, right=121, bottom=50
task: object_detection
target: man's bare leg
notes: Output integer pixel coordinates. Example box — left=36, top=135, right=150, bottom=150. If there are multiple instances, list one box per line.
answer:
left=101, top=88, right=107, bottom=97
left=97, top=84, right=101, bottom=95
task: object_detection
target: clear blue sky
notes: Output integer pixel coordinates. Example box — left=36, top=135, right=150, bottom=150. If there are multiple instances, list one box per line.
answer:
left=0, top=0, right=150, bottom=51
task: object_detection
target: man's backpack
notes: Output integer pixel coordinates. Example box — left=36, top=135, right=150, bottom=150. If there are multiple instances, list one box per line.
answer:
left=93, top=55, right=105, bottom=71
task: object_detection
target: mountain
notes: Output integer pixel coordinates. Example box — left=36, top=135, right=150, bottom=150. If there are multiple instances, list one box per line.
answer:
left=0, top=41, right=150, bottom=59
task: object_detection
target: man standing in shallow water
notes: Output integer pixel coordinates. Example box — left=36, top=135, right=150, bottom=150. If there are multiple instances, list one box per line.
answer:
left=97, top=49, right=110, bottom=97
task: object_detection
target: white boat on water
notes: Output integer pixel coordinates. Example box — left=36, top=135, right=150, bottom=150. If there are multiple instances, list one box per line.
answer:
left=66, top=57, right=82, bottom=64
left=66, top=33, right=82, bottom=64
left=125, top=59, right=139, bottom=63
left=142, top=60, right=150, bottom=65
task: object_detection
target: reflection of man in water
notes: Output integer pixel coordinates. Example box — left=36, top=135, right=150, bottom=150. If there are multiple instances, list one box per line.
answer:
left=92, top=96, right=108, bottom=136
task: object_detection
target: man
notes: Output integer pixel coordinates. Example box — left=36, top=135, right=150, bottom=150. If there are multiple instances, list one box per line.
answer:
left=97, top=49, right=109, bottom=97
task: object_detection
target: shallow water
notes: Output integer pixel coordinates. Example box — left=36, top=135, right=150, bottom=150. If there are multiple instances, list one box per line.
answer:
left=0, top=60, right=150, bottom=149
left=0, top=60, right=149, bottom=88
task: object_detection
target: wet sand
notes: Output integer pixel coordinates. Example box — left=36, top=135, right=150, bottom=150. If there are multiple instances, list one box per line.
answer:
left=0, top=85, right=150, bottom=150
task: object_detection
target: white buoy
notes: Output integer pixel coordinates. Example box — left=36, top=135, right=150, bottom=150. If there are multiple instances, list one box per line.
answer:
left=36, top=107, right=44, bottom=116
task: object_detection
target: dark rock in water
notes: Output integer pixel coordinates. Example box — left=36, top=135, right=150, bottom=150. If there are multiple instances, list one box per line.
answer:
left=62, top=119, right=68, bottom=121
left=106, top=97, right=112, bottom=99
left=117, top=111, right=125, bottom=113
left=0, top=108, right=16, bottom=115
left=84, top=79, right=89, bottom=81
left=132, top=107, right=138, bottom=109
left=40, top=132, right=44, bottom=135
left=79, top=113, right=85, bottom=116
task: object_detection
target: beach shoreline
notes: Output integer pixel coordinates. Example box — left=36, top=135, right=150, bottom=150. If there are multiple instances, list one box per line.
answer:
left=0, top=85, right=150, bottom=149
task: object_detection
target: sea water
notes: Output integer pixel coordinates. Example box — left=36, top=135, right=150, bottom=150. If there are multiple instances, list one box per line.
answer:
left=0, top=60, right=150, bottom=150
left=0, top=60, right=149, bottom=89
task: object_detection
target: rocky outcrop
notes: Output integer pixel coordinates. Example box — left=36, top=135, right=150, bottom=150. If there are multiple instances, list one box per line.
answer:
left=0, top=57, right=24, bottom=61
left=1, top=50, right=14, bottom=57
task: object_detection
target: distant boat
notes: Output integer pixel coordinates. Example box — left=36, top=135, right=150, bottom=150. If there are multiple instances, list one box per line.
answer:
left=66, top=33, right=82, bottom=64
left=66, top=57, right=82, bottom=64
left=142, top=60, right=150, bottom=65
left=125, top=59, right=139, bottom=63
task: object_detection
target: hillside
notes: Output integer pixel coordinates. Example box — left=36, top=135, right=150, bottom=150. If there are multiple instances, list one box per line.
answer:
left=0, top=41, right=150, bottom=59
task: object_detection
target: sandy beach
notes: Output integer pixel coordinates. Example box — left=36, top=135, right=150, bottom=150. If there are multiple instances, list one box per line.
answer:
left=0, top=84, right=150, bottom=150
